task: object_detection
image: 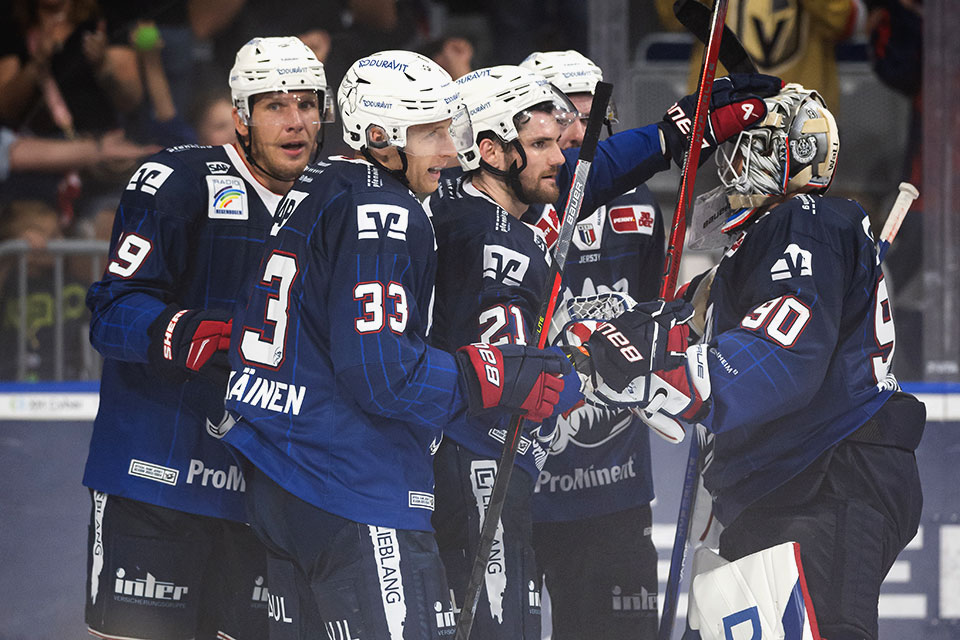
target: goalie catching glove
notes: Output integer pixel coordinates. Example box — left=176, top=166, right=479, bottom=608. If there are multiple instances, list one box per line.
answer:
left=658, top=73, right=782, bottom=168
left=148, top=305, right=233, bottom=380
left=456, top=343, right=571, bottom=422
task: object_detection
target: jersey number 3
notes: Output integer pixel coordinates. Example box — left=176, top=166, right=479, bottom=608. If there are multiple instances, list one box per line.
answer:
left=240, top=251, right=299, bottom=368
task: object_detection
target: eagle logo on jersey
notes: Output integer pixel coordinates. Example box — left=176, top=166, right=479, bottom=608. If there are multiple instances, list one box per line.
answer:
left=547, top=402, right=633, bottom=455
left=770, top=243, right=812, bottom=281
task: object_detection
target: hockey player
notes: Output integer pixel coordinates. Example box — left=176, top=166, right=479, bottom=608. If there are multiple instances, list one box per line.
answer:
left=520, top=50, right=665, bottom=640
left=578, top=84, right=925, bottom=640
left=218, top=51, right=569, bottom=640
left=83, top=36, right=331, bottom=640
left=426, top=65, right=780, bottom=639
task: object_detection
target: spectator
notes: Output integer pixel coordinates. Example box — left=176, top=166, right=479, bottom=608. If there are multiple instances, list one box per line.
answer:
left=422, top=35, right=475, bottom=79
left=656, top=0, right=864, bottom=109
left=0, top=199, right=90, bottom=380
left=0, top=0, right=143, bottom=134
left=188, top=89, right=235, bottom=146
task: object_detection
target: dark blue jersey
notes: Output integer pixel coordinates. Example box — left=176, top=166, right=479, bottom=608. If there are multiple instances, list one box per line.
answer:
left=528, top=186, right=665, bottom=522
left=84, top=143, right=282, bottom=521
left=426, top=126, right=667, bottom=479
left=426, top=176, right=554, bottom=478
left=222, top=157, right=470, bottom=532
left=700, top=194, right=897, bottom=524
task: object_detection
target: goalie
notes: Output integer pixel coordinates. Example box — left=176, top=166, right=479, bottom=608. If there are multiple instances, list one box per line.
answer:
left=565, top=85, right=925, bottom=640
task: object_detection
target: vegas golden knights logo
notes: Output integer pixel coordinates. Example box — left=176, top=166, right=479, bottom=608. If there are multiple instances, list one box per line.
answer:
left=730, top=0, right=805, bottom=71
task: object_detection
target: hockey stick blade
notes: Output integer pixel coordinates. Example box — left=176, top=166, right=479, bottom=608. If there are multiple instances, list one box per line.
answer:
left=877, top=182, right=919, bottom=263
left=674, top=0, right=757, bottom=74
left=452, top=81, right=613, bottom=640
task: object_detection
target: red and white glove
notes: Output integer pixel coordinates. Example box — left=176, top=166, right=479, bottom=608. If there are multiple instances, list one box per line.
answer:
left=149, top=305, right=233, bottom=376
left=455, top=343, right=570, bottom=422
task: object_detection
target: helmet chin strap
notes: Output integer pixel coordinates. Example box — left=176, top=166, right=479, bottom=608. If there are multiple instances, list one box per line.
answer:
left=479, top=140, right=533, bottom=204
left=361, top=146, right=411, bottom=189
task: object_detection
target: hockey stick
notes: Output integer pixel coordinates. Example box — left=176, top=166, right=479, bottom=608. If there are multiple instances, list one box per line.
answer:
left=673, top=0, right=758, bottom=74
left=452, top=81, right=614, bottom=640
left=877, top=182, right=919, bottom=262
left=658, top=2, right=729, bottom=639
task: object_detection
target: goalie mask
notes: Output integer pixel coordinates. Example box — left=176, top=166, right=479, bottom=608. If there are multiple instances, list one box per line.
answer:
left=716, top=84, right=839, bottom=233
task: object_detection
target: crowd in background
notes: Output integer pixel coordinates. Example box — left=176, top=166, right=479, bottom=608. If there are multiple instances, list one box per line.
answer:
left=0, top=0, right=923, bottom=381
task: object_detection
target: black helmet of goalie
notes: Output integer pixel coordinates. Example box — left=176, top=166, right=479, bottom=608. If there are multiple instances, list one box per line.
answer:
left=717, top=83, right=839, bottom=233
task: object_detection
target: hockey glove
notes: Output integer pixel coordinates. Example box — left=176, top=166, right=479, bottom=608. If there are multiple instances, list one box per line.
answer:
left=579, top=299, right=694, bottom=394
left=148, top=305, right=233, bottom=379
left=456, top=343, right=571, bottom=423
left=658, top=73, right=782, bottom=168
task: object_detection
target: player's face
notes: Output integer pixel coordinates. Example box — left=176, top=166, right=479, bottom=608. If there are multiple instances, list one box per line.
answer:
left=238, top=90, right=321, bottom=187
left=402, top=118, right=458, bottom=194
left=558, top=93, right=593, bottom=150
left=513, top=112, right=566, bottom=204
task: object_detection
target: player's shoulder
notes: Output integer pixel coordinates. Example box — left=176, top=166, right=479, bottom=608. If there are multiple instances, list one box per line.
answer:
left=753, top=194, right=863, bottom=238
left=119, top=145, right=229, bottom=211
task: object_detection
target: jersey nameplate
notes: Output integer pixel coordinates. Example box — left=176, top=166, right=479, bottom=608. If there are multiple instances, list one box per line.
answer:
left=126, top=162, right=174, bottom=195
left=609, top=204, right=656, bottom=236
left=206, top=175, right=249, bottom=220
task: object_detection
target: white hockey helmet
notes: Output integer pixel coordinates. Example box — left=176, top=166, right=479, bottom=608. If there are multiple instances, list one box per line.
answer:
left=454, top=65, right=577, bottom=171
left=338, top=50, right=470, bottom=153
left=717, top=84, right=839, bottom=223
left=520, top=50, right=602, bottom=95
left=519, top=50, right=618, bottom=124
left=229, top=36, right=332, bottom=125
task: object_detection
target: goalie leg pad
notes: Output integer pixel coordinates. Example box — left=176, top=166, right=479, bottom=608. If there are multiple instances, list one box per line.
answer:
left=689, top=542, right=821, bottom=640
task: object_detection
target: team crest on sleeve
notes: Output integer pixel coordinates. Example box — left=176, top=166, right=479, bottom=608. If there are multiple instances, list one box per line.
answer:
left=609, top=205, right=656, bottom=235
left=357, top=204, right=409, bottom=241
left=770, top=243, right=812, bottom=281
left=126, top=162, right=174, bottom=195
left=483, top=245, right=530, bottom=286
left=206, top=175, right=249, bottom=220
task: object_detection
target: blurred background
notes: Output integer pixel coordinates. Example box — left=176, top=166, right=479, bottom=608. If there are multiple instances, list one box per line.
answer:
left=0, top=0, right=956, bottom=638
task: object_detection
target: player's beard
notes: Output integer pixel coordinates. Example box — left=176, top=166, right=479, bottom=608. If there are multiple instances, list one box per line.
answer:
left=517, top=169, right=560, bottom=205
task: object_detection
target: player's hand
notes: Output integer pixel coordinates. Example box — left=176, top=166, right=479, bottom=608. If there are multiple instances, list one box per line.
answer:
left=582, top=299, right=694, bottom=393
left=149, top=305, right=233, bottom=379
left=456, top=343, right=571, bottom=422
left=658, top=73, right=782, bottom=167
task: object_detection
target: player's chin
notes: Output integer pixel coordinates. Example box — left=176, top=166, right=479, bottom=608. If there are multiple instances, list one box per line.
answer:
left=415, top=166, right=444, bottom=193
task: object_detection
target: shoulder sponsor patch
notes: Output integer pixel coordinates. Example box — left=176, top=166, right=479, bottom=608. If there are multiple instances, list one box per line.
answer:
left=609, top=204, right=656, bottom=235
left=128, top=459, right=179, bottom=485
left=126, top=162, right=174, bottom=195
left=206, top=161, right=231, bottom=174
left=206, top=175, right=249, bottom=220
left=482, top=244, right=530, bottom=286
left=271, top=189, right=309, bottom=236
left=357, top=203, right=409, bottom=241
left=770, top=243, right=812, bottom=281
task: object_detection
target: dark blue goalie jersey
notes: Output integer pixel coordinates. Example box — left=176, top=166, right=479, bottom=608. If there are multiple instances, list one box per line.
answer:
left=222, top=157, right=469, bottom=532
left=527, top=186, right=665, bottom=523
left=427, top=176, right=554, bottom=479
left=700, top=194, right=897, bottom=524
left=84, top=144, right=283, bottom=521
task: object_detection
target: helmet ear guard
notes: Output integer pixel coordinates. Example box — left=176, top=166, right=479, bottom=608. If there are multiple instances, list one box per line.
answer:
left=717, top=84, right=839, bottom=222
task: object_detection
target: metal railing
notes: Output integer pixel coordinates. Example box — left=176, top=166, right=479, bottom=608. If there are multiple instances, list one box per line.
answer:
left=0, top=239, right=109, bottom=381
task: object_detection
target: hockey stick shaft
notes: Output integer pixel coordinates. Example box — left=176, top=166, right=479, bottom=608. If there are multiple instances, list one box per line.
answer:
left=659, top=2, right=729, bottom=639
left=660, top=0, right=729, bottom=301
left=877, top=182, right=919, bottom=263
left=673, top=0, right=758, bottom=74
left=453, top=81, right=614, bottom=640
